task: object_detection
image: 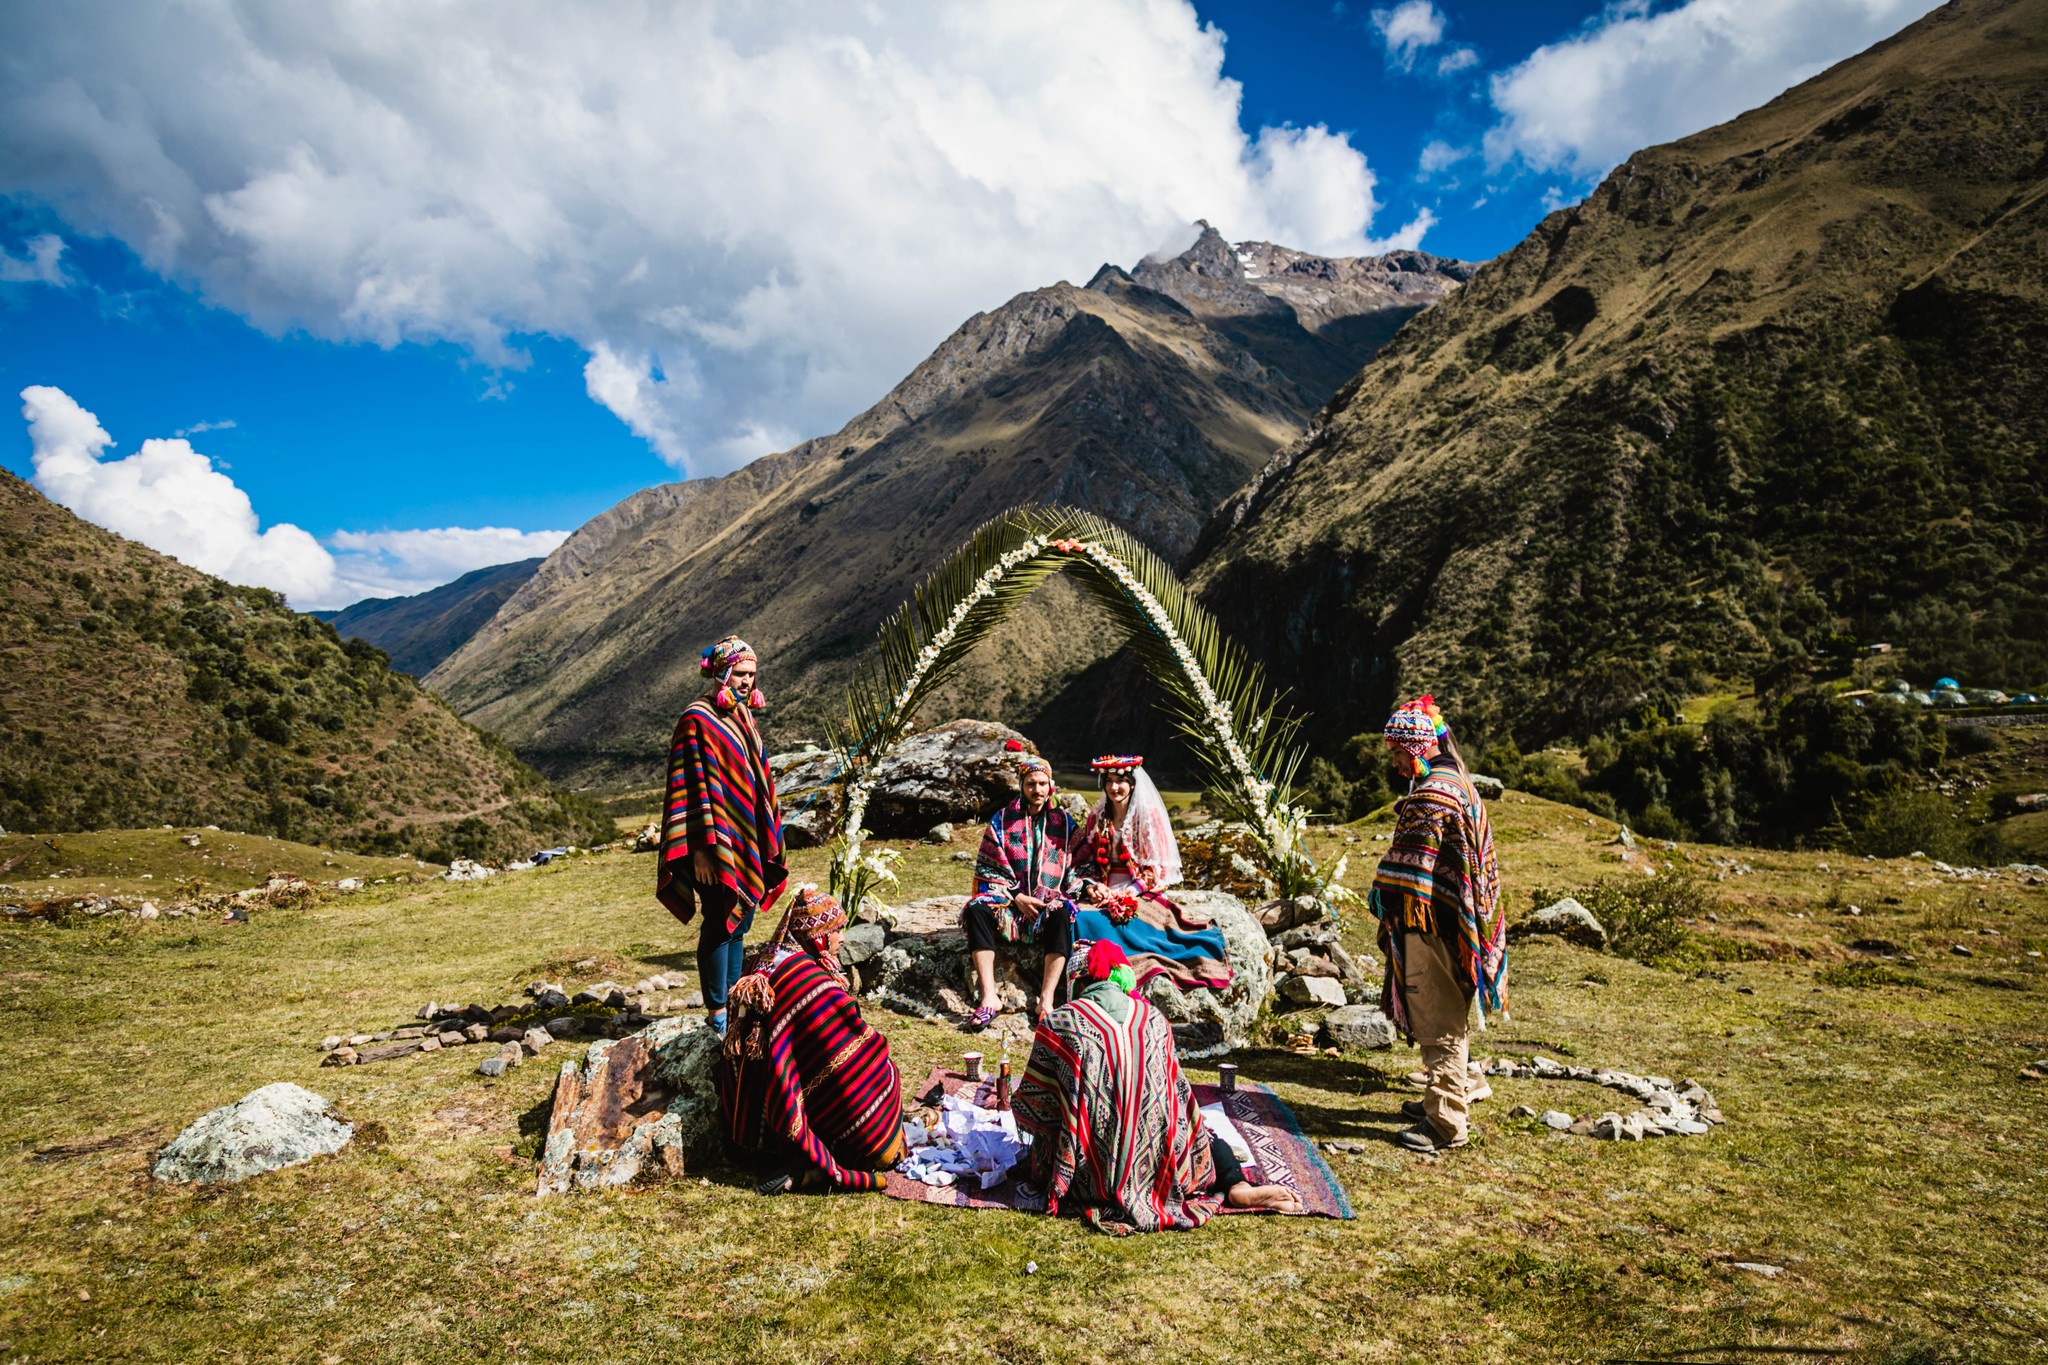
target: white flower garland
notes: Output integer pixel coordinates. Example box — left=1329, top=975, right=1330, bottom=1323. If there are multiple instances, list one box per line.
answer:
left=836, top=537, right=1047, bottom=880
left=831, top=529, right=1346, bottom=905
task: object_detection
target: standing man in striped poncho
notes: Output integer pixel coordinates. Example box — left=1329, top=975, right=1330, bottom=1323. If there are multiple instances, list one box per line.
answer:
left=719, top=888, right=906, bottom=1195
left=657, top=634, right=787, bottom=1038
left=1370, top=695, right=1507, bottom=1154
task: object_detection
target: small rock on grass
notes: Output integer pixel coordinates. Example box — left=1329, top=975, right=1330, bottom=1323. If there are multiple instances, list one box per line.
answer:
left=477, top=1056, right=512, bottom=1078
left=318, top=1036, right=343, bottom=1052
left=1540, top=1110, right=1573, bottom=1130
left=522, top=1027, right=554, bottom=1054
left=152, top=1083, right=351, bottom=1184
left=1508, top=1104, right=1537, bottom=1119
left=1730, top=1262, right=1784, bottom=1278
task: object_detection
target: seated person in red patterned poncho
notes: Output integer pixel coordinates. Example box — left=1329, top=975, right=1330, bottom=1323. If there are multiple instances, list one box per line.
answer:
left=960, top=747, right=1081, bottom=1031
left=1012, top=940, right=1300, bottom=1235
left=718, top=887, right=907, bottom=1195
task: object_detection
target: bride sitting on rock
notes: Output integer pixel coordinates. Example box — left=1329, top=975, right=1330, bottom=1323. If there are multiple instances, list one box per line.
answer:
left=1071, top=755, right=1233, bottom=994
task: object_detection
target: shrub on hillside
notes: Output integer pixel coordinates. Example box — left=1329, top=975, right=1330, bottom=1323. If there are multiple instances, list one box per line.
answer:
left=1528, top=861, right=1715, bottom=967
left=1853, top=786, right=2008, bottom=865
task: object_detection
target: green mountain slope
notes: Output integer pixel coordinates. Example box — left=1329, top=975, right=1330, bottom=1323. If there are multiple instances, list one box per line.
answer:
left=1192, top=0, right=2048, bottom=751
left=428, top=228, right=1473, bottom=786
left=313, top=557, right=542, bottom=677
left=0, top=471, right=606, bottom=858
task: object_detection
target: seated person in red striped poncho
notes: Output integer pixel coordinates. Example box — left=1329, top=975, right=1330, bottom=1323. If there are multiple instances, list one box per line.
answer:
left=718, top=887, right=907, bottom=1195
left=1012, top=940, right=1300, bottom=1235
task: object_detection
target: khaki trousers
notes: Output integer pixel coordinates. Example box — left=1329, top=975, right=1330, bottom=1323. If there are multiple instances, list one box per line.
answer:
left=1404, top=929, right=1474, bottom=1144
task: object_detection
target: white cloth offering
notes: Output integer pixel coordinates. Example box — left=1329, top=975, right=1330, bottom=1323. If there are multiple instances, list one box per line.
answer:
left=896, top=1092, right=1030, bottom=1189
left=1199, top=1102, right=1254, bottom=1167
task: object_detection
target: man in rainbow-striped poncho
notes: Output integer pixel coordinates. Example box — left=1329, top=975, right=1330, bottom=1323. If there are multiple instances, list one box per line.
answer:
left=657, top=634, right=787, bottom=1037
left=1369, top=694, right=1506, bottom=1154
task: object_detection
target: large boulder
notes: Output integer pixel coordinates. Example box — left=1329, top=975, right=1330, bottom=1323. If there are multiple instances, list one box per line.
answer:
left=861, top=890, right=1272, bottom=1049
left=1136, top=890, right=1271, bottom=1048
left=535, top=1017, right=722, bottom=1196
left=1322, top=1005, right=1397, bottom=1050
left=775, top=719, right=1035, bottom=846
left=1511, top=897, right=1609, bottom=951
left=152, top=1082, right=352, bottom=1184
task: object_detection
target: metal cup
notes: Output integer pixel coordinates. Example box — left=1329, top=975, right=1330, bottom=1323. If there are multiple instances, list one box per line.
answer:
left=1217, top=1063, right=1238, bottom=1094
left=962, top=1052, right=984, bottom=1080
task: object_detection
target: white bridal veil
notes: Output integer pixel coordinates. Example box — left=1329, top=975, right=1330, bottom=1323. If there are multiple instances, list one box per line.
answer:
left=1099, top=766, right=1182, bottom=889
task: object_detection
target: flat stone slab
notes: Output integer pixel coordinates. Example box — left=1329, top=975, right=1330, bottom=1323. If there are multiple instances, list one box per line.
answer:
left=536, top=1018, right=722, bottom=1196
left=152, top=1082, right=352, bottom=1184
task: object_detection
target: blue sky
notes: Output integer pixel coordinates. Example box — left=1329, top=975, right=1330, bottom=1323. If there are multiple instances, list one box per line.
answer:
left=0, top=0, right=1940, bottom=607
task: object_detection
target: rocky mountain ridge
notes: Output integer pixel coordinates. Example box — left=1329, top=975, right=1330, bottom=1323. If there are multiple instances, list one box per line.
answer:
left=314, top=557, right=542, bottom=678
left=1189, top=0, right=2048, bottom=752
left=430, top=226, right=1473, bottom=786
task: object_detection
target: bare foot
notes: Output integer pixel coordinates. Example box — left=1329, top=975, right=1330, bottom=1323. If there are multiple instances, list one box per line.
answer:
left=1226, top=1181, right=1303, bottom=1213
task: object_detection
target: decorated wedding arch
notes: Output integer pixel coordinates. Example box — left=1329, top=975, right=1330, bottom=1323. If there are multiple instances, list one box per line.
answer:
left=823, top=505, right=1355, bottom=910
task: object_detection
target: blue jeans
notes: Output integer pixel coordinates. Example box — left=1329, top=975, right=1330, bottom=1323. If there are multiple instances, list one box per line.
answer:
left=695, top=886, right=756, bottom=1012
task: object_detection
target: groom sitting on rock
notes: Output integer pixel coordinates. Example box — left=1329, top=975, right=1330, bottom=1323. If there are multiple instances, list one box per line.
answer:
left=959, top=743, right=1078, bottom=1031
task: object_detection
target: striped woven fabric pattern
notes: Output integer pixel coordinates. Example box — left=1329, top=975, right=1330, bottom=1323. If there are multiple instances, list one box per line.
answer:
left=656, top=698, right=786, bottom=933
left=962, top=799, right=1079, bottom=943
left=1370, top=768, right=1506, bottom=1035
left=717, top=951, right=904, bottom=1191
left=1013, top=988, right=1221, bottom=1235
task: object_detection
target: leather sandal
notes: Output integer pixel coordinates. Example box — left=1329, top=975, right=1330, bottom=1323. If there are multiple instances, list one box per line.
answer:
left=963, top=1005, right=999, bottom=1032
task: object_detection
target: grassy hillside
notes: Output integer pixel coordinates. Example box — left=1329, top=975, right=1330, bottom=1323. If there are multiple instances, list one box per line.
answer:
left=0, top=794, right=2041, bottom=1360
left=0, top=826, right=427, bottom=903
left=0, top=471, right=608, bottom=860
left=313, top=557, right=541, bottom=678
left=1193, top=0, right=2047, bottom=763
left=427, top=231, right=1472, bottom=787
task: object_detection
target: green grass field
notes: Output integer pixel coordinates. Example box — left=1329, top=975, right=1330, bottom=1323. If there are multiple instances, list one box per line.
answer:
left=2, top=793, right=2044, bottom=1362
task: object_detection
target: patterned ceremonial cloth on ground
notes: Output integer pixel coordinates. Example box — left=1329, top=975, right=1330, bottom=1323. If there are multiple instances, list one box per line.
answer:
left=717, top=949, right=904, bottom=1191
left=1368, top=766, right=1505, bottom=1037
left=657, top=696, right=786, bottom=933
left=883, top=1069, right=1352, bottom=1221
left=1072, top=812, right=1232, bottom=992
left=1009, top=988, right=1220, bottom=1235
left=961, top=800, right=1080, bottom=945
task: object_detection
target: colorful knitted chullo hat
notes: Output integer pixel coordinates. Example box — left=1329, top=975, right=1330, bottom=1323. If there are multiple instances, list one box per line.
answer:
left=1384, top=694, right=1448, bottom=773
left=700, top=634, right=765, bottom=710
left=1005, top=738, right=1052, bottom=780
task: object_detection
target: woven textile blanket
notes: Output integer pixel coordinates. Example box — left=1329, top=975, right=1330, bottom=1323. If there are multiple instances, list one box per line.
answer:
left=881, top=1067, right=1353, bottom=1221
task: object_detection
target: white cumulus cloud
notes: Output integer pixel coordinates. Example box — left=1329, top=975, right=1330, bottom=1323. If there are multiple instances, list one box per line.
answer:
left=1484, top=0, right=1944, bottom=179
left=327, top=528, right=570, bottom=601
left=0, top=232, right=67, bottom=285
left=1371, top=1, right=1448, bottom=69
left=19, top=385, right=565, bottom=610
left=0, top=1, right=1417, bottom=479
